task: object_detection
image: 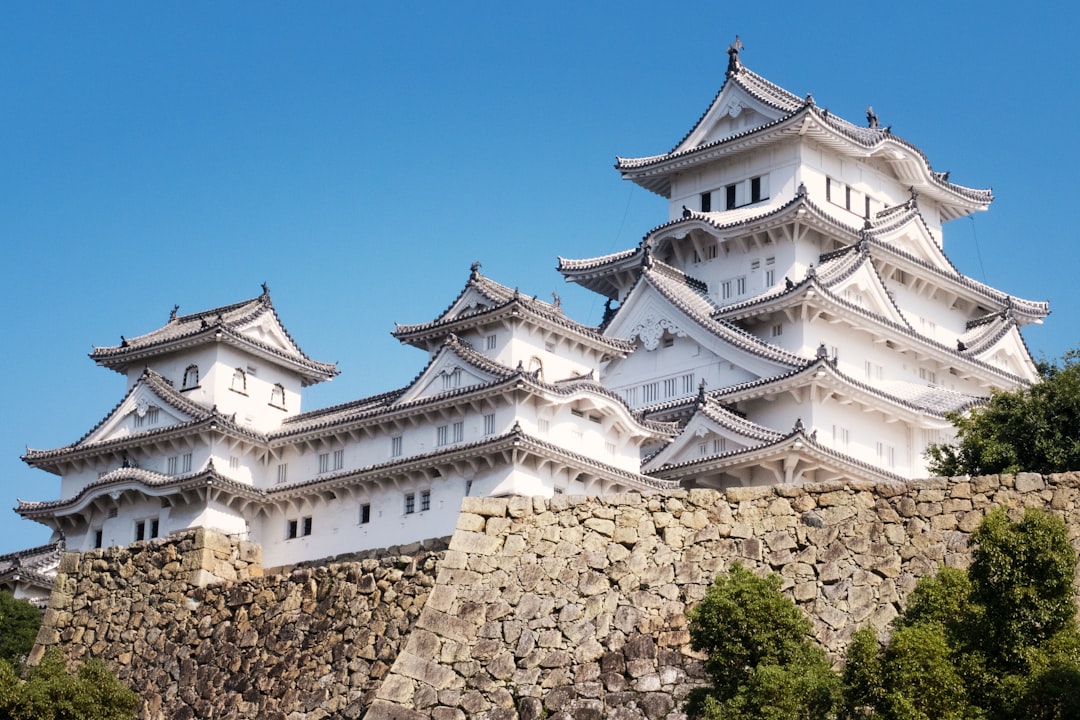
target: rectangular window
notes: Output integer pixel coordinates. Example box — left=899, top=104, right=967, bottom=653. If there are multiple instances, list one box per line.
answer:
left=287, top=519, right=298, bottom=539
left=750, top=259, right=761, bottom=271
left=606, top=442, right=616, bottom=456
left=713, top=438, right=727, bottom=454
left=442, top=369, right=461, bottom=390
left=537, top=418, right=550, bottom=434
left=698, top=442, right=709, bottom=457
left=229, top=456, right=240, bottom=470
left=700, top=191, right=711, bottom=212
left=94, top=529, right=103, bottom=549
left=404, top=493, right=415, bottom=515
left=484, top=413, right=495, bottom=436
left=181, top=453, right=192, bottom=473
left=765, top=269, right=775, bottom=287
left=736, top=276, right=747, bottom=295
left=623, top=387, right=638, bottom=405
left=360, top=504, right=371, bottom=524
left=134, top=413, right=145, bottom=429
left=302, top=517, right=312, bottom=536
left=750, top=176, right=763, bottom=203
left=726, top=184, right=737, bottom=210
left=318, top=453, right=330, bottom=474
left=705, top=244, right=717, bottom=260
left=391, top=436, right=403, bottom=457
left=151, top=519, right=159, bottom=538
left=276, top=463, right=288, bottom=485
left=452, top=421, right=464, bottom=443
left=421, top=490, right=431, bottom=512
left=663, top=378, right=677, bottom=398
left=721, top=281, right=732, bottom=300
left=682, top=373, right=695, bottom=394
left=333, top=449, right=344, bottom=470
left=135, top=521, right=145, bottom=542
left=771, top=323, right=783, bottom=337
left=147, top=408, right=159, bottom=424
left=436, top=425, right=449, bottom=446
left=832, top=425, right=850, bottom=448
left=166, top=456, right=178, bottom=475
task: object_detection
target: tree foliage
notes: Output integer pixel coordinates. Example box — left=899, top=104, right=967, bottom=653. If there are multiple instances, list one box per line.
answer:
left=0, top=593, right=41, bottom=671
left=927, top=349, right=1080, bottom=476
left=0, top=648, right=139, bottom=720
left=842, top=507, right=1080, bottom=720
left=686, top=563, right=840, bottom=719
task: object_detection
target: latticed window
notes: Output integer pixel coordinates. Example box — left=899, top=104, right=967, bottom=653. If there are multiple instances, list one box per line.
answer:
left=182, top=364, right=199, bottom=389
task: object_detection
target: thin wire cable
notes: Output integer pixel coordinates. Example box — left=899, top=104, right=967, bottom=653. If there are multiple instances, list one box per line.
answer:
left=969, top=215, right=988, bottom=283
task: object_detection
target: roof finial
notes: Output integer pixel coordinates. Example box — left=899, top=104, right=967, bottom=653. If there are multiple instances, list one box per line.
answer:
left=169, top=304, right=179, bottom=322
left=907, top=186, right=919, bottom=207
left=470, top=261, right=482, bottom=279
left=551, top=290, right=561, bottom=309
left=261, top=282, right=270, bottom=297
left=866, top=106, right=879, bottom=129
left=697, top=379, right=708, bottom=407
left=726, top=35, right=743, bottom=74
left=641, top=244, right=653, bottom=269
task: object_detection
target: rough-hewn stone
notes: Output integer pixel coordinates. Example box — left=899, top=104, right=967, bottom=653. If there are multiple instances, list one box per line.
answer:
left=31, top=473, right=1080, bottom=719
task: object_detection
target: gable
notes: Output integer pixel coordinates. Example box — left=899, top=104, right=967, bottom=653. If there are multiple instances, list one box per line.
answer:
left=970, top=325, right=1041, bottom=383
left=829, top=258, right=908, bottom=326
left=673, top=84, right=788, bottom=155
left=236, top=311, right=303, bottom=357
left=874, top=221, right=953, bottom=273
left=80, top=384, right=198, bottom=447
left=642, top=410, right=776, bottom=473
left=605, top=277, right=793, bottom=382
left=394, top=346, right=503, bottom=405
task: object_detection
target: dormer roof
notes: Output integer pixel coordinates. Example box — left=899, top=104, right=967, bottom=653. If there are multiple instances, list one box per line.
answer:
left=614, top=49, right=992, bottom=221
left=394, top=265, right=633, bottom=356
left=90, top=286, right=338, bottom=386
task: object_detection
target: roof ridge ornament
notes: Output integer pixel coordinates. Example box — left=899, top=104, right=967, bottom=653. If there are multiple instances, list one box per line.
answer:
left=804, top=93, right=815, bottom=107
left=470, top=261, right=482, bottom=280
left=261, top=282, right=270, bottom=298
left=169, top=305, right=179, bottom=322
left=866, top=106, right=879, bottom=129
left=726, top=35, right=743, bottom=75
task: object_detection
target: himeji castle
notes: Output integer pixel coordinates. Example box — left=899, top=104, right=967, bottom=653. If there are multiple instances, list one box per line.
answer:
left=13, top=42, right=1046, bottom=573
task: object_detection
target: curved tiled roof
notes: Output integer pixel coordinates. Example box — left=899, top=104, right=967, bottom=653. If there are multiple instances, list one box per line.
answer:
left=23, top=369, right=266, bottom=468
left=394, top=268, right=633, bottom=353
left=639, top=261, right=808, bottom=369
left=715, top=357, right=984, bottom=418
left=649, top=423, right=906, bottom=485
left=90, top=288, right=338, bottom=385
left=16, top=466, right=261, bottom=518
left=276, top=334, right=672, bottom=442
left=616, top=63, right=991, bottom=214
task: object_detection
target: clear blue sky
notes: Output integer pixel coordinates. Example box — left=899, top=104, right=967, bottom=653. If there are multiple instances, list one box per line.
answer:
left=3, top=2, right=1077, bottom=554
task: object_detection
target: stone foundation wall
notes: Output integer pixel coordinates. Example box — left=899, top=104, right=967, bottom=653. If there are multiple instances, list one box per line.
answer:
left=33, top=472, right=1080, bottom=720
left=35, top=530, right=446, bottom=720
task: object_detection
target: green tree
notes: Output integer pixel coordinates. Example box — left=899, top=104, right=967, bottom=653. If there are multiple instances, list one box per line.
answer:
left=0, top=648, right=139, bottom=720
left=686, top=563, right=840, bottom=720
left=841, top=507, right=1080, bottom=720
left=927, top=349, right=1080, bottom=476
left=0, top=592, right=41, bottom=671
